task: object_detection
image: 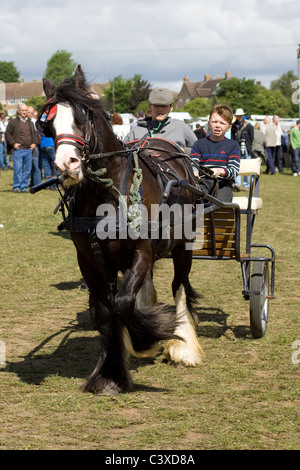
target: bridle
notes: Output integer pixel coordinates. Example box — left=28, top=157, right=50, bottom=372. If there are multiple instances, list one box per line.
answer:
left=54, top=107, right=94, bottom=159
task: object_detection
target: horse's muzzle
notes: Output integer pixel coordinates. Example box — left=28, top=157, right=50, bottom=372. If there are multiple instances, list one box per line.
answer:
left=58, top=168, right=82, bottom=187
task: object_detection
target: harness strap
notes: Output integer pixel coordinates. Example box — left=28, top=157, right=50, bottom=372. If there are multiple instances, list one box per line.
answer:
left=55, top=133, right=88, bottom=150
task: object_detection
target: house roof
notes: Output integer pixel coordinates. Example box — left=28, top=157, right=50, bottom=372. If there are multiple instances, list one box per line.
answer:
left=176, top=73, right=230, bottom=105
left=4, top=80, right=109, bottom=100
left=5, top=81, right=44, bottom=99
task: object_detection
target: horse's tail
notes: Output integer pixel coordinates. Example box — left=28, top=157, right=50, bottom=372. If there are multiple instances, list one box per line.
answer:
left=121, top=304, right=182, bottom=358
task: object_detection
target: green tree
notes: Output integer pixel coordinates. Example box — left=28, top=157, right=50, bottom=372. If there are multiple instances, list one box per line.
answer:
left=0, top=61, right=20, bottom=82
left=44, top=50, right=77, bottom=86
left=129, top=75, right=152, bottom=113
left=25, top=96, right=47, bottom=112
left=270, top=70, right=299, bottom=116
left=214, top=75, right=295, bottom=117
left=250, top=86, right=291, bottom=116
left=104, top=74, right=152, bottom=114
left=104, top=75, right=132, bottom=113
left=181, top=97, right=212, bottom=117
left=215, top=77, right=258, bottom=114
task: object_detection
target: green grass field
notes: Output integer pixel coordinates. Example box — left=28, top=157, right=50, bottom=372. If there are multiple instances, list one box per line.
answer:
left=0, top=167, right=299, bottom=450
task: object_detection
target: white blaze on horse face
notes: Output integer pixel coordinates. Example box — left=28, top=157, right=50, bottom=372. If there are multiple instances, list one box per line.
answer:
left=53, top=104, right=83, bottom=181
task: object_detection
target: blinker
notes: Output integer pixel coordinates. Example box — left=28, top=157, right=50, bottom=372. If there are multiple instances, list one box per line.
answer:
left=47, top=104, right=57, bottom=121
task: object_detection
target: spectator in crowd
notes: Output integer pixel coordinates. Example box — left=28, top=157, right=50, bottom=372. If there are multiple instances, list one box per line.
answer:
left=5, top=103, right=39, bottom=192
left=290, top=119, right=300, bottom=176
left=131, top=110, right=145, bottom=128
left=252, top=122, right=266, bottom=163
left=111, top=112, right=131, bottom=140
left=264, top=119, right=277, bottom=175
left=124, top=88, right=196, bottom=154
left=231, top=108, right=254, bottom=189
left=191, top=104, right=240, bottom=202
left=194, top=123, right=206, bottom=140
left=0, top=111, right=6, bottom=170
left=0, top=111, right=12, bottom=170
left=27, top=105, right=42, bottom=187
left=40, top=134, right=57, bottom=188
left=281, top=127, right=291, bottom=169
left=273, top=115, right=283, bottom=173
left=261, top=116, right=270, bottom=134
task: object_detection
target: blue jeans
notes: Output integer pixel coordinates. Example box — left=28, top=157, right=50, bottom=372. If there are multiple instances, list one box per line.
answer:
left=265, top=147, right=276, bottom=174
left=13, top=148, right=33, bottom=191
left=30, top=147, right=42, bottom=186
left=292, top=147, right=300, bottom=174
left=235, top=147, right=250, bottom=187
left=41, top=146, right=57, bottom=179
left=0, top=142, right=5, bottom=168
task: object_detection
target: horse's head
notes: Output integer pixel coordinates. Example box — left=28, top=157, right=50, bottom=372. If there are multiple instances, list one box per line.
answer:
left=37, top=65, right=110, bottom=188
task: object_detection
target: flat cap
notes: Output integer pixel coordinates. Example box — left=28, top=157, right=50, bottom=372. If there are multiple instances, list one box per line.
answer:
left=148, top=88, right=174, bottom=106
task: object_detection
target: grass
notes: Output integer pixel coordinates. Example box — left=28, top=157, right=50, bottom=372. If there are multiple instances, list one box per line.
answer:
left=0, top=166, right=299, bottom=450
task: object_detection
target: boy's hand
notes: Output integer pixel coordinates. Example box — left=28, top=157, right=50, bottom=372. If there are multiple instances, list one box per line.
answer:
left=193, top=169, right=200, bottom=180
left=211, top=168, right=226, bottom=177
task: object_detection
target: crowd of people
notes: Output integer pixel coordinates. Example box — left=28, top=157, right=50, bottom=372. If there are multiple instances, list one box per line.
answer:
left=1, top=103, right=57, bottom=193
left=1, top=88, right=299, bottom=198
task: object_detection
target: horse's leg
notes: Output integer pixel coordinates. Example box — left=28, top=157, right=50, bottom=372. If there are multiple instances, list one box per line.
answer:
left=114, top=245, right=178, bottom=358
left=75, top=244, right=131, bottom=395
left=163, top=245, right=204, bottom=366
left=135, top=269, right=157, bottom=309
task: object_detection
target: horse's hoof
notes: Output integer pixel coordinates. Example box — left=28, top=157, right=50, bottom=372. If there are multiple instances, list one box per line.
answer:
left=82, top=376, right=131, bottom=396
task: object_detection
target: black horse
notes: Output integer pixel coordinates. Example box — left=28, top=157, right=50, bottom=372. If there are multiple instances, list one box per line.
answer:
left=36, top=65, right=204, bottom=395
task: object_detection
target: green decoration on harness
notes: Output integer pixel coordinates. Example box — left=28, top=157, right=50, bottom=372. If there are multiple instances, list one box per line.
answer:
left=84, top=151, right=143, bottom=233
left=127, top=151, right=143, bottom=234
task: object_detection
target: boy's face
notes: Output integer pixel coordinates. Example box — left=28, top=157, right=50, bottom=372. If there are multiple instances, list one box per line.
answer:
left=208, top=112, right=231, bottom=141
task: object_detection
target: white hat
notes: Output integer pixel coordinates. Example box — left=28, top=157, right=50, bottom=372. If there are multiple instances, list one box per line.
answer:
left=234, top=108, right=245, bottom=116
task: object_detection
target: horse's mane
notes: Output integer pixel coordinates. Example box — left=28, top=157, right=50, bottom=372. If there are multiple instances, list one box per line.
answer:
left=39, top=74, right=109, bottom=130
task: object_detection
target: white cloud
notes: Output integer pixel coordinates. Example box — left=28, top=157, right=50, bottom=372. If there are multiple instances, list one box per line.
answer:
left=0, top=0, right=298, bottom=88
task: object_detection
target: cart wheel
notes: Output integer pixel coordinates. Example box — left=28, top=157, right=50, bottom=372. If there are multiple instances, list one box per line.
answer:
left=249, top=261, right=269, bottom=338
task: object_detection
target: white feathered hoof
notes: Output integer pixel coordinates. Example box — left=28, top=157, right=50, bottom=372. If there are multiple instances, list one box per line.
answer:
left=163, top=285, right=204, bottom=366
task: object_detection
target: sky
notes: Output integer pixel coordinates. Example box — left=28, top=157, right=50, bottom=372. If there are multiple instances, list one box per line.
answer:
left=0, top=0, right=299, bottom=92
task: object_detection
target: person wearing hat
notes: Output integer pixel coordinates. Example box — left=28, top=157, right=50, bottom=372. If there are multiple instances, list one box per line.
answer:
left=124, top=88, right=196, bottom=154
left=231, top=108, right=254, bottom=189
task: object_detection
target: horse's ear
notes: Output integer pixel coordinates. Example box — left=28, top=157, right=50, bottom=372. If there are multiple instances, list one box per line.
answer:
left=73, top=64, right=86, bottom=90
left=42, top=77, right=56, bottom=99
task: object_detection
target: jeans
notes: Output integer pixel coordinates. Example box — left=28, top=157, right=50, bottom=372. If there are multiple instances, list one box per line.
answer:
left=30, top=147, right=42, bottom=186
left=13, top=148, right=33, bottom=192
left=292, top=147, right=300, bottom=174
left=41, top=146, right=57, bottom=179
left=0, top=142, right=5, bottom=168
left=265, top=147, right=276, bottom=174
left=274, top=145, right=283, bottom=172
left=235, top=147, right=250, bottom=188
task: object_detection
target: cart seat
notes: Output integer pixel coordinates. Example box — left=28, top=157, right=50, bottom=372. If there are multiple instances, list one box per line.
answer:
left=232, top=196, right=262, bottom=210
left=232, top=157, right=262, bottom=211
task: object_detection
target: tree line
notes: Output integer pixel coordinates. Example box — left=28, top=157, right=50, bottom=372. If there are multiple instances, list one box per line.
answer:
left=0, top=50, right=298, bottom=117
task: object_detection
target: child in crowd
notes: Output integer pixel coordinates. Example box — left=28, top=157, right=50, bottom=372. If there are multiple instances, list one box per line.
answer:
left=191, top=105, right=240, bottom=201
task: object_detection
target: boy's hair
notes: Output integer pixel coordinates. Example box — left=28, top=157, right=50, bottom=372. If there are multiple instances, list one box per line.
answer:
left=209, top=105, right=233, bottom=125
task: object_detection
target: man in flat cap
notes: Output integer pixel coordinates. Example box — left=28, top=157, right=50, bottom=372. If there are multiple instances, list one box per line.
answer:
left=124, top=88, right=196, bottom=154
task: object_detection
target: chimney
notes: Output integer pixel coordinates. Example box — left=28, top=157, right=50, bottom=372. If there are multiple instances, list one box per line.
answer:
left=184, top=76, right=189, bottom=83
left=204, top=74, right=212, bottom=81
left=225, top=71, right=231, bottom=79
